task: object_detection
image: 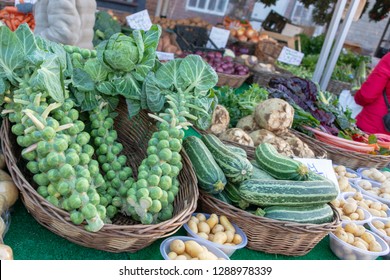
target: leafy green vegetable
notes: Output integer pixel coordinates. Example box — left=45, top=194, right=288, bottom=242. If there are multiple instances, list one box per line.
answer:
left=93, top=11, right=122, bottom=46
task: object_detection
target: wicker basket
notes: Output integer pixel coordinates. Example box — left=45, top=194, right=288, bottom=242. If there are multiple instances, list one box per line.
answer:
left=249, top=67, right=294, bottom=88
left=217, top=72, right=251, bottom=88
left=198, top=190, right=341, bottom=256
left=326, top=80, right=352, bottom=96
left=291, top=130, right=390, bottom=170
left=0, top=105, right=199, bottom=253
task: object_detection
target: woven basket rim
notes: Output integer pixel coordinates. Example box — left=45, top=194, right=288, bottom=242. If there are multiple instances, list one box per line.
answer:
left=292, top=129, right=390, bottom=160
left=199, top=190, right=341, bottom=232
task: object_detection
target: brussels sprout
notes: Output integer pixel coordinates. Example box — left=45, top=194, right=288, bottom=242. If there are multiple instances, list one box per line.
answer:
left=147, top=175, right=160, bottom=187
left=81, top=203, right=98, bottom=220
left=75, top=177, right=89, bottom=193
left=70, top=211, right=84, bottom=225
left=159, top=148, right=172, bottom=162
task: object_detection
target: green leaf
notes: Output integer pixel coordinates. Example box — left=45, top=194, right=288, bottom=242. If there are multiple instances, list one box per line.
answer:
left=179, top=55, right=218, bottom=92
left=113, top=74, right=141, bottom=99
left=84, top=58, right=110, bottom=82
left=31, top=54, right=65, bottom=103
left=104, top=49, right=136, bottom=72
left=143, top=24, right=161, bottom=50
left=0, top=78, right=5, bottom=95
left=126, top=98, right=141, bottom=118
left=14, top=24, right=37, bottom=57
left=155, top=59, right=182, bottom=89
left=142, top=72, right=165, bottom=112
left=132, top=29, right=144, bottom=64
left=102, top=95, right=119, bottom=111
left=368, top=134, right=378, bottom=144
left=0, top=26, right=25, bottom=82
left=96, top=81, right=116, bottom=96
left=72, top=68, right=95, bottom=92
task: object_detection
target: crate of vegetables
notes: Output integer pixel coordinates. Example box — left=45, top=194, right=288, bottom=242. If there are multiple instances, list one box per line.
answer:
left=192, top=50, right=250, bottom=88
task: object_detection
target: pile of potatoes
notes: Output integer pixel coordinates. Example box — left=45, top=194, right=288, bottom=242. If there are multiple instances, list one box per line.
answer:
left=167, top=239, right=226, bottom=260
left=357, top=179, right=390, bottom=201
left=187, top=213, right=243, bottom=246
left=334, top=223, right=383, bottom=253
left=151, top=16, right=212, bottom=30
left=344, top=192, right=389, bottom=218
left=331, top=197, right=367, bottom=222
left=334, top=165, right=358, bottom=193
left=361, top=168, right=390, bottom=183
left=371, top=219, right=390, bottom=238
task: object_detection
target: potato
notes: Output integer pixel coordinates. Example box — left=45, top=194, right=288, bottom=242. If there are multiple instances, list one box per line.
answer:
left=190, top=216, right=200, bottom=224
left=346, top=232, right=355, bottom=244
left=343, top=202, right=357, bottom=215
left=368, top=208, right=381, bottom=217
left=212, top=231, right=228, bottom=245
left=196, top=213, right=206, bottom=222
left=208, top=233, right=214, bottom=241
left=335, top=165, right=347, bottom=174
left=219, top=215, right=235, bottom=233
left=331, top=199, right=340, bottom=208
left=355, top=225, right=366, bottom=237
left=353, top=192, right=363, bottom=201
left=167, top=251, right=177, bottom=259
left=356, top=208, right=365, bottom=220
left=0, top=244, right=13, bottom=260
left=345, top=223, right=358, bottom=234
left=0, top=171, right=18, bottom=207
left=185, top=240, right=204, bottom=258
left=198, top=251, right=218, bottom=260
left=385, top=228, right=390, bottom=236
left=233, top=233, right=243, bottom=245
left=188, top=220, right=198, bottom=234
left=371, top=202, right=382, bottom=211
left=349, top=213, right=359, bottom=220
left=225, top=230, right=235, bottom=243
left=352, top=240, right=368, bottom=251
left=338, top=177, right=349, bottom=192
left=196, top=232, right=209, bottom=240
left=372, top=220, right=385, bottom=229
left=358, top=180, right=372, bottom=190
left=175, top=255, right=188, bottom=260
left=361, top=232, right=376, bottom=244
left=354, top=237, right=369, bottom=249
left=335, top=230, right=349, bottom=243
left=369, top=240, right=382, bottom=252
left=206, top=214, right=219, bottom=230
left=386, top=221, right=390, bottom=228
left=198, top=221, right=211, bottom=234
left=211, top=224, right=225, bottom=234
left=0, top=216, right=6, bottom=237
left=170, top=239, right=185, bottom=255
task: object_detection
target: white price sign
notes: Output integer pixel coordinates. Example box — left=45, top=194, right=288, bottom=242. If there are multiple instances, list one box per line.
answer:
left=156, top=51, right=175, bottom=61
left=277, top=46, right=304, bottom=66
left=126, top=10, right=152, bottom=31
left=293, top=157, right=340, bottom=194
left=206, top=27, right=230, bottom=49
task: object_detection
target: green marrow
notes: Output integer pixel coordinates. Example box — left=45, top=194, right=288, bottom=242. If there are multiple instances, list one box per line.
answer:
left=238, top=178, right=338, bottom=207
left=255, top=143, right=309, bottom=181
left=225, top=144, right=247, bottom=159
left=183, top=136, right=227, bottom=194
left=224, top=182, right=250, bottom=209
left=201, top=134, right=253, bottom=184
left=263, top=204, right=334, bottom=224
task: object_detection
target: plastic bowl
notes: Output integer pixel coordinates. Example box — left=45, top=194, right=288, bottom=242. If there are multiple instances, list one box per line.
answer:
left=160, top=236, right=230, bottom=260
left=342, top=191, right=390, bottom=218
left=329, top=228, right=390, bottom=260
left=368, top=217, right=390, bottom=260
left=183, top=213, right=247, bottom=257
left=353, top=179, right=390, bottom=207
left=356, top=168, right=389, bottom=184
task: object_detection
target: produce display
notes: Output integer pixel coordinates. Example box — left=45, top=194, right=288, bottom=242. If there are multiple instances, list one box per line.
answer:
left=330, top=197, right=369, bottom=223
left=0, top=24, right=218, bottom=231
left=334, top=165, right=358, bottom=193
left=151, top=16, right=212, bottom=30
left=157, top=32, right=183, bottom=56
left=356, top=179, right=390, bottom=201
left=223, top=17, right=261, bottom=43
left=0, top=6, right=35, bottom=31
left=343, top=192, right=389, bottom=218
left=333, top=224, right=383, bottom=252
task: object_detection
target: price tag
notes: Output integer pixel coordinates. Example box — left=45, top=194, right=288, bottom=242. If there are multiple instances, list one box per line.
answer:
left=206, top=27, right=230, bottom=49
left=293, top=158, right=340, bottom=194
left=277, top=46, right=304, bottom=66
left=156, top=51, right=174, bottom=61
left=126, top=10, right=152, bottom=31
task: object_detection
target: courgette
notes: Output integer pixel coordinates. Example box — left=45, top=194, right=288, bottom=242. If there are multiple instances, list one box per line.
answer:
left=238, top=178, right=338, bottom=207
left=201, top=134, right=253, bottom=184
left=255, top=143, right=309, bottom=181
left=183, top=136, right=227, bottom=194
left=263, top=204, right=334, bottom=224
left=225, top=144, right=247, bottom=159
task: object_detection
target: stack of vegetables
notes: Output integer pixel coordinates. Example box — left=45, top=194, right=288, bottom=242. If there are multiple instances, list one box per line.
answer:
left=0, top=150, right=18, bottom=260
left=267, top=76, right=390, bottom=155
left=0, top=24, right=218, bottom=231
left=210, top=85, right=317, bottom=158
left=0, top=6, right=34, bottom=31
left=223, top=17, right=261, bottom=43
left=183, top=131, right=338, bottom=224
left=151, top=16, right=213, bottom=30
